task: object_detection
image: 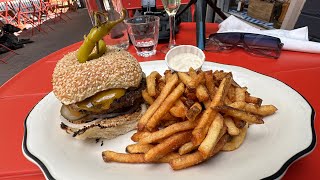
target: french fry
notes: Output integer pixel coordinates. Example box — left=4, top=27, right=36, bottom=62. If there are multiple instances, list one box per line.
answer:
left=147, top=71, right=161, bottom=97
left=139, top=120, right=197, bottom=144
left=170, top=134, right=230, bottom=170
left=192, top=75, right=232, bottom=146
left=228, top=101, right=246, bottom=109
left=126, top=144, right=154, bottom=154
left=131, top=131, right=152, bottom=142
left=245, top=92, right=262, bottom=106
left=204, top=70, right=216, bottom=100
left=191, top=71, right=205, bottom=87
left=227, top=86, right=236, bottom=102
left=196, top=84, right=210, bottom=102
left=224, top=96, right=233, bottom=105
left=144, top=131, right=192, bottom=162
left=224, top=116, right=240, bottom=136
left=235, top=87, right=247, bottom=102
left=179, top=142, right=198, bottom=155
left=198, top=113, right=224, bottom=158
left=164, top=70, right=173, bottom=83
left=177, top=72, right=195, bottom=88
left=186, top=102, right=202, bottom=121
left=244, top=103, right=278, bottom=116
left=214, top=105, right=264, bottom=124
left=138, top=73, right=178, bottom=131
left=146, top=83, right=185, bottom=131
left=142, top=89, right=154, bottom=105
left=157, top=153, right=181, bottom=163
left=233, top=118, right=246, bottom=129
left=189, top=67, right=198, bottom=80
left=169, top=99, right=188, bottom=118
left=102, top=151, right=146, bottom=163
left=222, top=123, right=248, bottom=151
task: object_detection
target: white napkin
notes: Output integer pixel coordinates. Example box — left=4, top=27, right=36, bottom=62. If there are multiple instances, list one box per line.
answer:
left=217, top=15, right=320, bottom=54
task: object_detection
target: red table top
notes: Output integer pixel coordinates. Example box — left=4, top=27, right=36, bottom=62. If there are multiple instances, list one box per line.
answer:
left=0, top=22, right=319, bottom=179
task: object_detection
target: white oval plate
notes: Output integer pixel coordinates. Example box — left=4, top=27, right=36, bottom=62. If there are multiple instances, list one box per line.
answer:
left=23, top=61, right=316, bottom=180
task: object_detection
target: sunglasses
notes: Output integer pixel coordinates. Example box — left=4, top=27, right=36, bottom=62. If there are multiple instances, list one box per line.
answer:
left=205, top=32, right=284, bottom=59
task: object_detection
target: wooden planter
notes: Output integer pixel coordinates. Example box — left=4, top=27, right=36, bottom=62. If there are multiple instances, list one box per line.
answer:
left=248, top=0, right=276, bottom=22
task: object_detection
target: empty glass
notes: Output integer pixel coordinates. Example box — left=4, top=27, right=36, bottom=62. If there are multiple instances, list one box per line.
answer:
left=125, top=16, right=160, bottom=57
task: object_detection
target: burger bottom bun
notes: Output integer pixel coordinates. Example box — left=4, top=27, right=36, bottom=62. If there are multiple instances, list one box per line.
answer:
left=62, top=108, right=144, bottom=140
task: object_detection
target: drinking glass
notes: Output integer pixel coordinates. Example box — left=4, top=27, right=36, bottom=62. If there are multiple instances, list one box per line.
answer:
left=125, top=16, right=160, bottom=57
left=161, top=0, right=181, bottom=53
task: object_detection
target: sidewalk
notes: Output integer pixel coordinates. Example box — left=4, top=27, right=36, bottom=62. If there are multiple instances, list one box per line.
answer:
left=0, top=8, right=92, bottom=85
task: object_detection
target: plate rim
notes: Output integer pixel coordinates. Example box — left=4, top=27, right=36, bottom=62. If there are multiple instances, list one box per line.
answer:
left=22, top=61, right=317, bottom=180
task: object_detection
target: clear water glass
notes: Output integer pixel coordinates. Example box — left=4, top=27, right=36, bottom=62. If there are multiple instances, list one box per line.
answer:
left=125, top=16, right=160, bottom=57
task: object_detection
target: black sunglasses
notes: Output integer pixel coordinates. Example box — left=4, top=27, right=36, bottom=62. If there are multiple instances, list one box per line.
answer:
left=205, top=32, right=284, bottom=59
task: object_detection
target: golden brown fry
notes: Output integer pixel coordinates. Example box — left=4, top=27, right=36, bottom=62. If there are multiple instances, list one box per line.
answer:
left=169, top=99, right=188, bottom=118
left=186, top=102, right=202, bottom=121
left=189, top=67, right=197, bottom=80
left=222, top=123, right=248, bottom=151
left=179, top=142, right=198, bottom=155
left=245, top=92, right=262, bottom=106
left=235, top=87, right=247, bottom=102
left=192, top=71, right=205, bottom=87
left=244, top=103, right=278, bottom=116
left=138, top=74, right=178, bottom=131
left=204, top=70, right=216, bottom=100
left=224, top=96, right=233, bottom=105
left=196, top=84, right=210, bottom=102
left=142, top=89, right=154, bottom=105
left=170, top=134, right=230, bottom=170
left=203, top=100, right=211, bottom=109
left=224, top=116, right=240, bottom=136
left=126, top=144, right=154, bottom=154
left=177, top=72, right=195, bottom=88
left=164, top=70, right=173, bottom=83
left=228, top=101, right=246, bottom=109
left=198, top=113, right=224, bottom=158
left=146, top=83, right=185, bottom=131
left=157, top=153, right=181, bottom=163
left=140, top=120, right=197, bottom=144
left=233, top=118, right=246, bottom=129
left=147, top=71, right=161, bottom=97
left=131, top=131, right=152, bottom=142
left=214, top=105, right=264, bottom=124
left=144, top=131, right=192, bottom=162
left=102, top=151, right=146, bottom=163
left=192, top=75, right=232, bottom=146
left=227, top=86, right=236, bottom=102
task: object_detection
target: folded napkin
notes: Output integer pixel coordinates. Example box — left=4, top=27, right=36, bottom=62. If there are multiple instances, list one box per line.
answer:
left=217, top=15, right=320, bottom=54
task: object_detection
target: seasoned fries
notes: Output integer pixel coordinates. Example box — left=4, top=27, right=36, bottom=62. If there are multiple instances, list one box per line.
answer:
left=102, top=68, right=278, bottom=170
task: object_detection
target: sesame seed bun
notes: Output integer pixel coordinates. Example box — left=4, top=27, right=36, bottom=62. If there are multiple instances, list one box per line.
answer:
left=52, top=48, right=142, bottom=105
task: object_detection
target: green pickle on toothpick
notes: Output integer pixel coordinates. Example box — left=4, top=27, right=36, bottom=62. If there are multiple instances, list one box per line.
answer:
left=76, top=9, right=127, bottom=63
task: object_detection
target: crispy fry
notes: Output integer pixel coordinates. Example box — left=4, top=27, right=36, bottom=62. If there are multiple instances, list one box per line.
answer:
left=131, top=131, right=152, bottom=142
left=196, top=84, right=210, bottom=102
left=144, top=131, right=192, bottom=162
left=157, top=153, right=181, bottom=163
left=227, top=86, right=236, bottom=102
left=224, top=96, right=233, bottom=105
left=245, top=92, right=262, bottom=106
left=147, top=71, right=161, bottom=97
left=138, top=73, right=178, bottom=131
left=146, top=83, right=185, bottom=131
left=178, top=72, right=195, bottom=88
left=189, top=67, right=197, bottom=80
left=204, top=70, right=216, bottom=100
left=140, top=120, right=197, bottom=144
left=192, top=75, right=232, bottom=146
left=192, top=71, right=205, bottom=87
left=228, top=101, right=246, bottom=109
left=233, top=118, right=246, bottom=129
left=224, top=116, right=240, bottom=136
left=186, top=102, right=202, bottom=121
left=164, top=70, right=173, bottom=83
left=102, top=151, right=146, bottom=163
left=198, top=113, right=224, bottom=158
left=126, top=144, right=154, bottom=154
left=170, top=134, right=230, bottom=170
left=222, top=123, right=248, bottom=151
left=142, top=89, right=154, bottom=105
left=203, top=100, right=211, bottom=109
left=235, top=87, right=247, bottom=102
left=179, top=142, right=198, bottom=155
left=169, top=99, right=188, bottom=118
left=244, top=103, right=278, bottom=116
left=214, top=105, right=264, bottom=124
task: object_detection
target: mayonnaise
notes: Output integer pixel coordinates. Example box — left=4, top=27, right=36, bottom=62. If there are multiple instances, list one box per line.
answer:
left=168, top=53, right=203, bottom=72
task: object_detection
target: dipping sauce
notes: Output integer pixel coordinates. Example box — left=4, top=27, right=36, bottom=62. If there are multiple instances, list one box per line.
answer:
left=168, top=53, right=203, bottom=72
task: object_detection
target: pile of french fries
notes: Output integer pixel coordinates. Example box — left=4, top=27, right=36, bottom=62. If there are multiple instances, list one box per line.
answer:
left=102, top=68, right=277, bottom=170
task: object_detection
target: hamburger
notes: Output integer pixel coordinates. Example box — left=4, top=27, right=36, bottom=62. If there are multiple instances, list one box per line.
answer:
left=52, top=48, right=146, bottom=140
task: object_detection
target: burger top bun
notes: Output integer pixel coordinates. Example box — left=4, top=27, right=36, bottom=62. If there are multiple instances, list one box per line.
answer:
left=52, top=48, right=142, bottom=105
